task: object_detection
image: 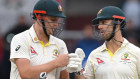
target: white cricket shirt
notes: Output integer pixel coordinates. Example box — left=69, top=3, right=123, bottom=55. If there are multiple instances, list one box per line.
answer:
left=84, top=38, right=140, bottom=79
left=10, top=25, right=68, bottom=79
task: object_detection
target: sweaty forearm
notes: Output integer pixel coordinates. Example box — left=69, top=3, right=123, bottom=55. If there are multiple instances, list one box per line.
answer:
left=30, top=59, right=58, bottom=74
left=16, top=59, right=59, bottom=79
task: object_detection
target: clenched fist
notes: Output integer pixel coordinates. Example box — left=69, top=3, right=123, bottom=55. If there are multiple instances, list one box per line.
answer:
left=56, top=53, right=69, bottom=67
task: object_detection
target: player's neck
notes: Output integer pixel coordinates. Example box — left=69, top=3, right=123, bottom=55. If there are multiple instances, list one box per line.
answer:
left=106, top=33, right=123, bottom=54
left=34, top=23, right=49, bottom=44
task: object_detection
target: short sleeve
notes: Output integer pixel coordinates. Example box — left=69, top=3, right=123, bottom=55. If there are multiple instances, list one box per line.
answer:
left=10, top=35, right=30, bottom=63
left=58, top=40, right=68, bottom=55
left=55, top=39, right=68, bottom=79
left=58, top=40, right=68, bottom=69
left=136, top=51, right=140, bottom=79
left=84, top=54, right=95, bottom=78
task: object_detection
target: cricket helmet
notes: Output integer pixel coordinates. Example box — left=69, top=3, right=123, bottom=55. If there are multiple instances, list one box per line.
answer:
left=92, top=6, right=127, bottom=41
left=92, top=6, right=126, bottom=25
left=32, top=0, right=66, bottom=37
left=33, top=0, right=66, bottom=20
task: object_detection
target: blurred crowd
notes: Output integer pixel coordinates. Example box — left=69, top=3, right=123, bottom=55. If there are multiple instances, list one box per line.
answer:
left=0, top=0, right=140, bottom=79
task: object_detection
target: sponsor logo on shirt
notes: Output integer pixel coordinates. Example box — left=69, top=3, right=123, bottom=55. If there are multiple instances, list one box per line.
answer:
left=30, top=46, right=38, bottom=55
left=39, top=72, right=47, bottom=79
left=15, top=45, right=21, bottom=51
left=60, top=47, right=64, bottom=53
left=96, top=58, right=104, bottom=64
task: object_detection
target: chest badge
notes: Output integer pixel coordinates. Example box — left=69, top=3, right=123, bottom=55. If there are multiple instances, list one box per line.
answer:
left=121, top=53, right=130, bottom=60
left=52, top=49, right=59, bottom=56
left=120, top=53, right=131, bottom=64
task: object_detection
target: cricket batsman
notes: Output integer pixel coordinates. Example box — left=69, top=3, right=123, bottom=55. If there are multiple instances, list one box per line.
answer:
left=10, top=0, right=72, bottom=79
left=72, top=6, right=140, bottom=79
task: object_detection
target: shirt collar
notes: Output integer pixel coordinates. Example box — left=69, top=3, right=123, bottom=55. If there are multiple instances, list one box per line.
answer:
left=121, top=38, right=129, bottom=47
left=29, top=25, right=55, bottom=44
left=29, top=25, right=39, bottom=42
left=100, top=38, right=129, bottom=52
left=100, top=42, right=107, bottom=52
left=49, top=35, right=56, bottom=44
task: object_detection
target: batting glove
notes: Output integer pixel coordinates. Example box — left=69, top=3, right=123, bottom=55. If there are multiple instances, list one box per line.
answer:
left=66, top=48, right=85, bottom=73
